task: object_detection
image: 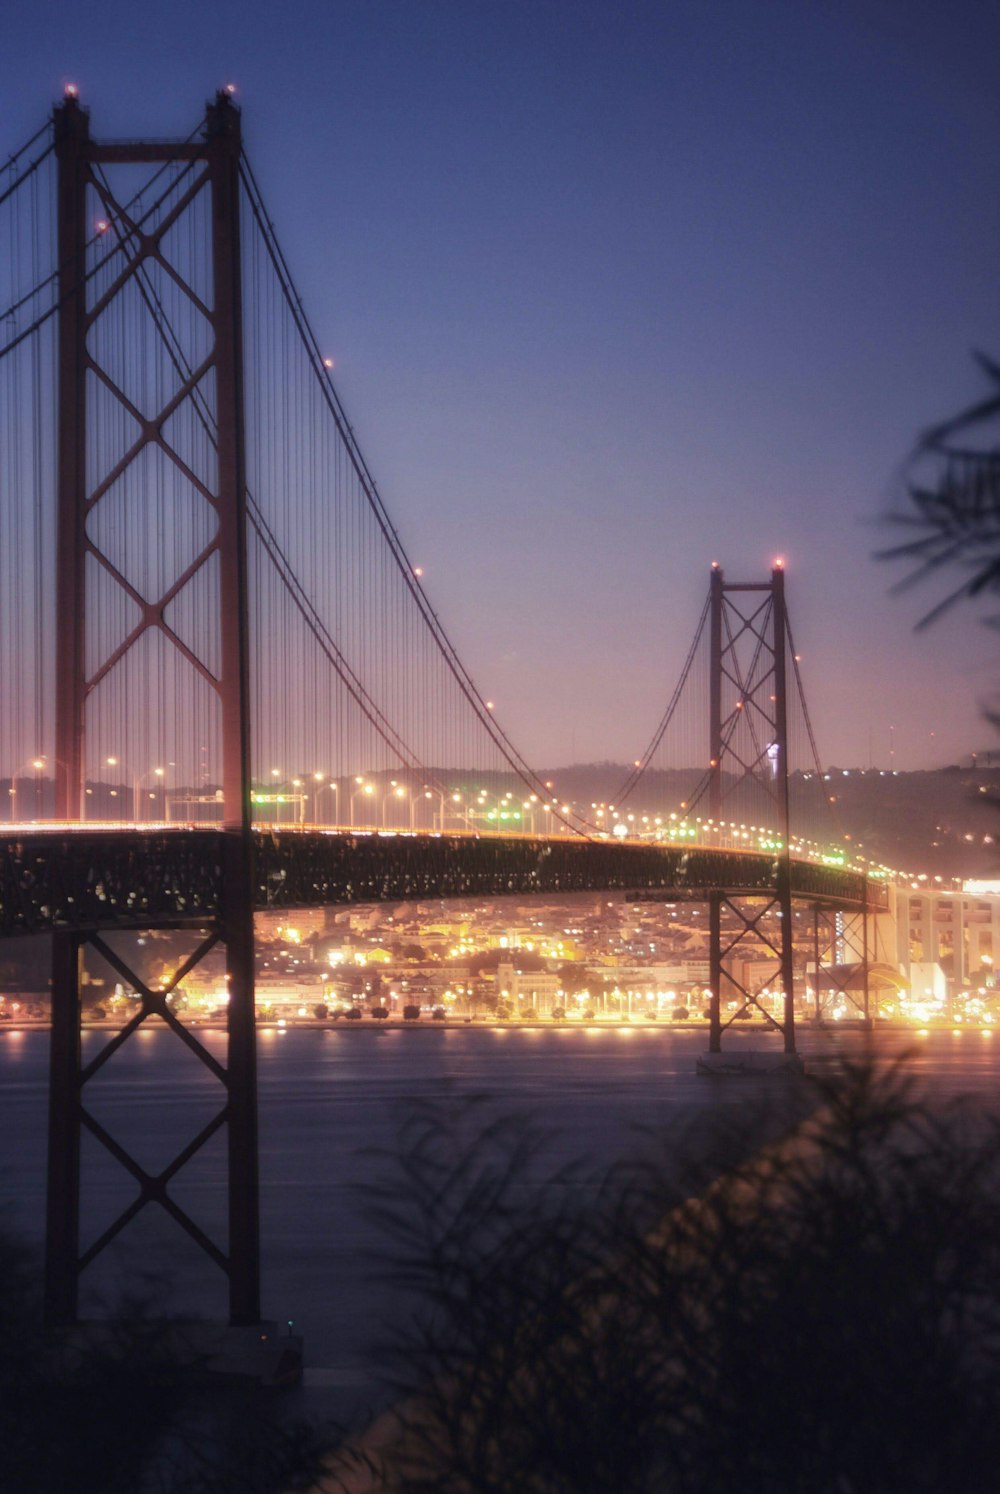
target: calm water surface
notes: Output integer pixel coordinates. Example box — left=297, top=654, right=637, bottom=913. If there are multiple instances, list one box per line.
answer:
left=2, top=1022, right=998, bottom=1420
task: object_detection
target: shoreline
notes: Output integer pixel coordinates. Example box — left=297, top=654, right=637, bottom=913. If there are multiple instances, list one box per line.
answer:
left=0, top=1016, right=985, bottom=1035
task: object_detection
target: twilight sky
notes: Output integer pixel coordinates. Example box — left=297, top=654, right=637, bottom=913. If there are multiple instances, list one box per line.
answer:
left=3, top=0, right=999, bottom=773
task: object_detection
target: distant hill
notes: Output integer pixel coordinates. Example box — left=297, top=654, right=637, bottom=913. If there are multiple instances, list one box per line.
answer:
left=539, top=763, right=1000, bottom=880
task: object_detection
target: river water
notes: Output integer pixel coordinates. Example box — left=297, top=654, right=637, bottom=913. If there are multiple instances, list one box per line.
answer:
left=2, top=1022, right=998, bottom=1423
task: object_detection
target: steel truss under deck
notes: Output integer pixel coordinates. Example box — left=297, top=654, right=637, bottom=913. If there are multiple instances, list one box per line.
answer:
left=0, top=829, right=880, bottom=938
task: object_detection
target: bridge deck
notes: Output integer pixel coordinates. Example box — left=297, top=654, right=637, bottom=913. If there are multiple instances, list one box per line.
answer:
left=0, top=828, right=883, bottom=937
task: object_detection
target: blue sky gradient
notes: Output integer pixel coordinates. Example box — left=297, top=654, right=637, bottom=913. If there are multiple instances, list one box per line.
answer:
left=3, top=0, right=999, bottom=770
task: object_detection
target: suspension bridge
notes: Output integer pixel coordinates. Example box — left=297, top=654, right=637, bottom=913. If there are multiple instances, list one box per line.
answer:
left=0, top=93, right=888, bottom=1328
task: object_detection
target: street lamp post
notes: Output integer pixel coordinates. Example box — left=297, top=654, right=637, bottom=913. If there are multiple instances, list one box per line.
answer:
left=8, top=756, right=48, bottom=822
left=472, top=790, right=495, bottom=831
left=133, top=766, right=166, bottom=823
left=425, top=787, right=469, bottom=832
left=422, top=787, right=442, bottom=832
left=422, top=785, right=451, bottom=832
left=310, top=772, right=327, bottom=825
left=103, top=755, right=126, bottom=822
left=31, top=756, right=46, bottom=819
left=382, top=783, right=408, bottom=829
left=266, top=768, right=282, bottom=826
left=350, top=780, right=375, bottom=826
left=307, top=772, right=340, bottom=826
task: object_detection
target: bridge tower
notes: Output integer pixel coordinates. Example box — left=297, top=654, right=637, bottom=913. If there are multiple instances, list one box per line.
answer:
left=706, top=564, right=796, bottom=1054
left=46, top=93, right=259, bottom=1326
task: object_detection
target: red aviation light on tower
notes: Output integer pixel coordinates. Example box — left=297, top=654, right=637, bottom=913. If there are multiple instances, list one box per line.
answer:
left=224, top=83, right=237, bottom=96
left=773, top=555, right=785, bottom=570
left=323, top=357, right=334, bottom=369
left=64, top=83, right=79, bottom=100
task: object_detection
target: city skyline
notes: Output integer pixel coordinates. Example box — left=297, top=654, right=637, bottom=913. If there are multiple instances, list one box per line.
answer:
left=2, top=1, right=999, bottom=772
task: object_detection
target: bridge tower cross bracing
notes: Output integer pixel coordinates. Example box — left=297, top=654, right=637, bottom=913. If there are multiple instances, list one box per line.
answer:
left=707, top=564, right=796, bottom=1055
left=46, top=92, right=259, bottom=1327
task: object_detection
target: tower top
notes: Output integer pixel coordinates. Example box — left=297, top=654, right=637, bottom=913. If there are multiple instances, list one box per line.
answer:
left=206, top=88, right=241, bottom=142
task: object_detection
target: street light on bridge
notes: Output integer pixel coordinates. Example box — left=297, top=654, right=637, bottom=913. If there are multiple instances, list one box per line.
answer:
left=133, top=766, right=166, bottom=823
left=310, top=773, right=337, bottom=825
left=423, top=787, right=466, bottom=832
left=7, top=756, right=47, bottom=822
left=350, top=780, right=375, bottom=826
left=382, top=782, right=409, bottom=829
left=102, top=755, right=127, bottom=821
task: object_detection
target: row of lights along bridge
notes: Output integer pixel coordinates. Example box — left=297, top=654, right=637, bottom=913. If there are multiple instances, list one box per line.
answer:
left=4, top=758, right=868, bottom=874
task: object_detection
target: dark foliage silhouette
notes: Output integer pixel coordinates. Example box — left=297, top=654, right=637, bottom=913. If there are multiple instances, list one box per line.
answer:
left=882, top=352, right=1000, bottom=629
left=353, top=1056, right=1000, bottom=1492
